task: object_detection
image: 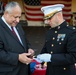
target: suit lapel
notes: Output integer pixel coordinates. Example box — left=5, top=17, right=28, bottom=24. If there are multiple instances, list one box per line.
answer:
left=4, top=25, right=20, bottom=44
left=16, top=26, right=27, bottom=49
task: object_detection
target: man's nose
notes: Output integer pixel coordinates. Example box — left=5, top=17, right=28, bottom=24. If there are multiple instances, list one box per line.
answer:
left=16, top=18, right=20, bottom=23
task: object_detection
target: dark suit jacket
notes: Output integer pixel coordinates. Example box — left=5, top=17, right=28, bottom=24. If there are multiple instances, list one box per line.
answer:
left=0, top=17, right=31, bottom=75
left=41, top=21, right=76, bottom=75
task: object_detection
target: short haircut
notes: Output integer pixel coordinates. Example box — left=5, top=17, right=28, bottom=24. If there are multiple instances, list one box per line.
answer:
left=4, top=1, right=21, bottom=13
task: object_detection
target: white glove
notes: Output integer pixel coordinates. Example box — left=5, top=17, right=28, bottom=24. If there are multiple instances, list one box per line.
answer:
left=37, top=53, right=51, bottom=62
left=34, top=58, right=43, bottom=63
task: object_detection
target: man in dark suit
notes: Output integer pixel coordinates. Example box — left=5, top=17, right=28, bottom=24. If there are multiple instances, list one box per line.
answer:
left=36, top=4, right=76, bottom=75
left=0, top=1, right=34, bottom=75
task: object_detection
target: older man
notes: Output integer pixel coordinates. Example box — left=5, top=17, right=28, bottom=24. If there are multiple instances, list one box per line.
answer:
left=0, top=1, right=34, bottom=75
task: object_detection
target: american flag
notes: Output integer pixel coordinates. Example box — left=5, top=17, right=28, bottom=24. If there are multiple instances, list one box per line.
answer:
left=24, top=0, right=72, bottom=25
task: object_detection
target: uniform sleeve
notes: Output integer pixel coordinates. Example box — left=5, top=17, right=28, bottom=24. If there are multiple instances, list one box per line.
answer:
left=51, top=31, right=76, bottom=66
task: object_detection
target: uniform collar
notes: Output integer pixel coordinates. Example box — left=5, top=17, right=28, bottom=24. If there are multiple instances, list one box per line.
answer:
left=52, top=21, right=67, bottom=30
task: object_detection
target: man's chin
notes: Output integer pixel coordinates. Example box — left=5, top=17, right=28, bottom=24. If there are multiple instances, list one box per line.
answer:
left=12, top=23, right=18, bottom=26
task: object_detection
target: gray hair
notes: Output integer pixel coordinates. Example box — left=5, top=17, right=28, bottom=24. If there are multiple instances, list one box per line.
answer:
left=4, top=1, right=21, bottom=13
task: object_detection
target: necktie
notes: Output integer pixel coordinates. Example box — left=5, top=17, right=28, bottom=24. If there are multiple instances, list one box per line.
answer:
left=11, top=27, right=23, bottom=45
left=11, top=27, right=17, bottom=36
left=11, top=27, right=19, bottom=40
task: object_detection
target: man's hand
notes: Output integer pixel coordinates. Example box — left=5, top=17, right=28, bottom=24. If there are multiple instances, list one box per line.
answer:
left=19, top=53, right=33, bottom=65
left=28, top=48, right=35, bottom=58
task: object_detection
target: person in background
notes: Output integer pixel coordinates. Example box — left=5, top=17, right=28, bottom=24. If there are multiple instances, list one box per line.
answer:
left=36, top=4, right=76, bottom=75
left=0, top=0, right=4, bottom=16
left=0, top=1, right=34, bottom=75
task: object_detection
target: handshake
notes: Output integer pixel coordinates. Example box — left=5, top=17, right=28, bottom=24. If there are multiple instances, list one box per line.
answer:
left=34, top=53, right=51, bottom=63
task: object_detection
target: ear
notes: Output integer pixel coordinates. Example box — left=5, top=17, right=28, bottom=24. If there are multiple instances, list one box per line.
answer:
left=57, top=12, right=60, bottom=17
left=3, top=11, right=10, bottom=20
left=57, top=12, right=62, bottom=20
left=4, top=11, right=8, bottom=15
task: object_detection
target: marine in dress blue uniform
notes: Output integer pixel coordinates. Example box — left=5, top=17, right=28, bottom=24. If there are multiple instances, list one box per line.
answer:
left=36, top=4, right=76, bottom=75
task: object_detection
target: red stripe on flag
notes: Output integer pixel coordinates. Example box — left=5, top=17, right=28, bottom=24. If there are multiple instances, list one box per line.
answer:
left=25, top=16, right=44, bottom=21
left=25, top=12, right=43, bottom=16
